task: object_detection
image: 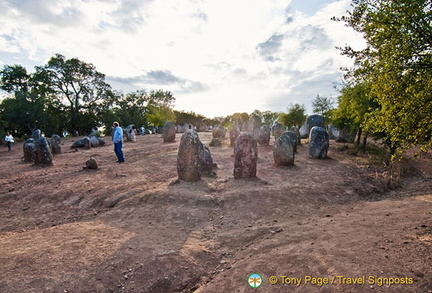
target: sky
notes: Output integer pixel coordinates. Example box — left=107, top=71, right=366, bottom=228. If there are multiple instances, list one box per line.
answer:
left=0, top=0, right=365, bottom=118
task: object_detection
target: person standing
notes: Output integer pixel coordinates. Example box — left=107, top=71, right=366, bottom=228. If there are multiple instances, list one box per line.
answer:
left=5, top=132, right=14, bottom=152
left=112, top=122, right=125, bottom=163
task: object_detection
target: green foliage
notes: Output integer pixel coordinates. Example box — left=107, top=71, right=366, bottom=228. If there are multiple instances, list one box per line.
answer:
left=312, top=95, right=334, bottom=119
left=146, top=90, right=175, bottom=127
left=0, top=91, right=65, bottom=136
left=0, top=64, right=30, bottom=93
left=31, top=53, right=114, bottom=135
left=251, top=110, right=281, bottom=126
left=279, top=103, right=306, bottom=128
left=336, top=0, right=432, bottom=153
left=174, top=110, right=207, bottom=125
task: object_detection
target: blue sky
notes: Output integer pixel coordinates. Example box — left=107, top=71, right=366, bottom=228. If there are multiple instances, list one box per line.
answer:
left=0, top=0, right=365, bottom=118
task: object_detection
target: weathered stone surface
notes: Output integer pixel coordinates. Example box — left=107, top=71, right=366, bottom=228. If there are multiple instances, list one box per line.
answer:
left=23, top=138, right=37, bottom=163
left=32, top=129, right=41, bottom=140
left=306, top=115, right=324, bottom=129
left=271, top=122, right=285, bottom=140
left=85, top=158, right=98, bottom=169
left=212, top=126, right=226, bottom=139
left=196, top=122, right=207, bottom=132
left=124, top=125, right=137, bottom=142
left=162, top=121, right=176, bottom=143
left=209, top=138, right=222, bottom=147
left=299, top=124, right=309, bottom=139
left=200, top=145, right=216, bottom=172
left=51, top=134, right=62, bottom=155
left=309, top=126, right=329, bottom=159
left=290, top=126, right=302, bottom=144
left=35, top=136, right=53, bottom=165
left=257, top=125, right=271, bottom=145
left=72, top=137, right=92, bottom=149
left=229, top=128, right=240, bottom=147
left=273, top=132, right=295, bottom=166
left=88, top=134, right=105, bottom=147
left=249, top=115, right=262, bottom=138
left=282, top=131, right=298, bottom=153
left=177, top=130, right=204, bottom=182
left=234, top=132, right=258, bottom=179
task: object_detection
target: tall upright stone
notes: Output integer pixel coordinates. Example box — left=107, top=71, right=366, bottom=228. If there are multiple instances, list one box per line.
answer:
left=51, top=134, right=62, bottom=154
left=162, top=121, right=176, bottom=143
left=177, top=130, right=204, bottom=182
left=271, top=122, right=285, bottom=140
left=309, top=126, right=329, bottom=159
left=212, top=126, right=226, bottom=139
left=306, top=115, right=324, bottom=128
left=229, top=127, right=240, bottom=147
left=273, top=132, right=295, bottom=166
left=234, top=132, right=258, bottom=179
left=282, top=131, right=298, bottom=153
left=257, top=125, right=271, bottom=146
left=35, top=136, right=53, bottom=165
left=23, top=138, right=37, bottom=163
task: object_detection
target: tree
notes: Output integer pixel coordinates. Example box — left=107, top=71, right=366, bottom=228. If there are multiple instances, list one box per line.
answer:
left=332, top=81, right=379, bottom=147
left=335, top=0, right=432, bottom=153
left=312, top=95, right=334, bottom=119
left=0, top=91, right=65, bottom=136
left=146, top=90, right=176, bottom=127
left=0, top=64, right=30, bottom=93
left=279, top=103, right=307, bottom=128
left=31, top=54, right=114, bottom=136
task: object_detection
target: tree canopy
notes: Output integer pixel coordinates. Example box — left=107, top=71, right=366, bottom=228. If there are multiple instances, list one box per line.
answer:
left=335, top=0, right=432, bottom=153
left=279, top=103, right=306, bottom=128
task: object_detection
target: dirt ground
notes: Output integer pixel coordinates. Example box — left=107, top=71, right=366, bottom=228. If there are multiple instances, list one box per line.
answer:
left=0, top=132, right=431, bottom=293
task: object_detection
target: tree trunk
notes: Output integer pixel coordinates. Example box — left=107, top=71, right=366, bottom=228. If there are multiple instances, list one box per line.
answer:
left=356, top=128, right=362, bottom=145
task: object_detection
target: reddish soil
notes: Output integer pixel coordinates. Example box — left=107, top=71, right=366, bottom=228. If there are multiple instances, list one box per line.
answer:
left=0, top=132, right=431, bottom=293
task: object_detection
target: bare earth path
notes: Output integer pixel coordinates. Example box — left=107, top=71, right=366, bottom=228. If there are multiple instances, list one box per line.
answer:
left=0, top=132, right=430, bottom=293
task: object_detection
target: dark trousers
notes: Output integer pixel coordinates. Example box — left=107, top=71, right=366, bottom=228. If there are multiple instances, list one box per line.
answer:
left=7, top=142, right=12, bottom=151
left=114, top=141, right=124, bottom=162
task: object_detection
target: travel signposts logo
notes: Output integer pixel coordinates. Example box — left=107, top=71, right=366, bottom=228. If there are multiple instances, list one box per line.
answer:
left=248, top=273, right=263, bottom=288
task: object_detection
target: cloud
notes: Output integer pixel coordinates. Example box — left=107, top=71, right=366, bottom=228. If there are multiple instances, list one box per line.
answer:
left=0, top=0, right=363, bottom=118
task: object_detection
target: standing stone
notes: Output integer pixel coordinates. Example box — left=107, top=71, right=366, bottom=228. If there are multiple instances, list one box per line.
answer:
left=273, top=132, right=295, bottom=166
left=309, top=126, right=329, bottom=159
left=51, top=134, right=62, bottom=154
left=177, top=130, right=204, bottom=182
left=212, top=126, right=226, bottom=139
left=271, top=122, right=285, bottom=141
left=249, top=115, right=262, bottom=138
left=299, top=124, right=309, bottom=139
left=200, top=145, right=216, bottom=172
left=282, top=131, right=298, bottom=153
left=306, top=115, right=324, bottom=129
left=35, top=136, right=53, bottom=165
left=257, top=125, right=271, bottom=146
left=229, top=128, right=240, bottom=147
left=124, top=125, right=137, bottom=142
left=32, top=129, right=41, bottom=140
left=234, top=132, right=258, bottom=179
left=290, top=126, right=302, bottom=144
left=162, top=121, right=176, bottom=143
left=23, top=138, right=37, bottom=163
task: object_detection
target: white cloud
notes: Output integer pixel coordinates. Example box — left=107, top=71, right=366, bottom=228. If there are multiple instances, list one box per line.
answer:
left=0, top=0, right=364, bottom=118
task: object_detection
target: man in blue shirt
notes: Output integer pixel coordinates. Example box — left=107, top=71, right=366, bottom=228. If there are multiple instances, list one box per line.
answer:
left=112, top=122, right=125, bottom=163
